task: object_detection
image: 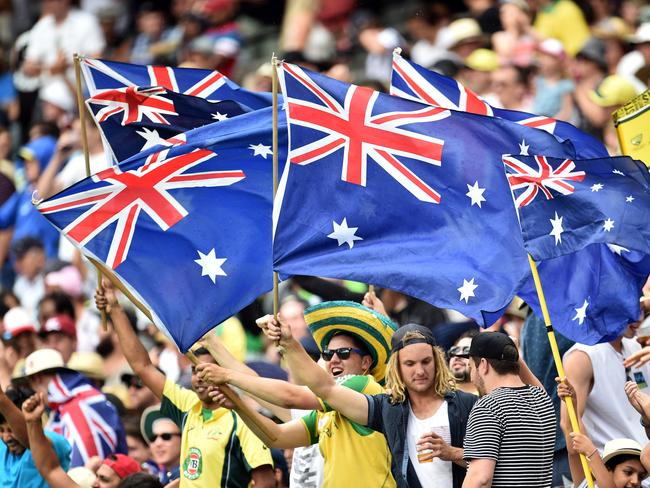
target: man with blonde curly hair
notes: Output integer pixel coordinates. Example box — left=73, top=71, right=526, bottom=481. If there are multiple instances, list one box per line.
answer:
left=265, top=321, right=478, bottom=488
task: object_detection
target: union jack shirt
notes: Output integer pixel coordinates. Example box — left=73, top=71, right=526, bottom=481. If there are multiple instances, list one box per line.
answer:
left=47, top=371, right=127, bottom=467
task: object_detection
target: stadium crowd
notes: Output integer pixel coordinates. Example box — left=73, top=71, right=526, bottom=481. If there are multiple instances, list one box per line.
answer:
left=0, top=0, right=648, bottom=487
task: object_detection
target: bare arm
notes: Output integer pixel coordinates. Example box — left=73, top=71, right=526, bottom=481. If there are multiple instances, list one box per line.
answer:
left=197, top=363, right=320, bottom=411
left=462, top=458, right=495, bottom=488
left=95, top=280, right=165, bottom=399
left=23, top=393, right=80, bottom=488
left=212, top=387, right=310, bottom=449
left=0, top=387, right=29, bottom=448
left=261, top=315, right=370, bottom=425
left=563, top=350, right=593, bottom=422
left=518, top=355, right=543, bottom=389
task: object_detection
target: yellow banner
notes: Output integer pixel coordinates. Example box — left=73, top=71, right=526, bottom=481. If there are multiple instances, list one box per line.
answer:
left=613, top=89, right=650, bottom=167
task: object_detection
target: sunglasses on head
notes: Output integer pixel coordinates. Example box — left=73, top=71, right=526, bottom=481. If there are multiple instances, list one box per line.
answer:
left=126, top=379, right=144, bottom=389
left=321, top=347, right=366, bottom=361
left=448, top=346, right=470, bottom=358
left=151, top=432, right=181, bottom=442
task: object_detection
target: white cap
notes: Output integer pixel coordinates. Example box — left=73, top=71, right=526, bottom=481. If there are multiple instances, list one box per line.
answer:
left=602, top=438, right=642, bottom=464
left=629, top=23, right=650, bottom=44
left=24, top=348, right=66, bottom=376
left=3, top=307, right=37, bottom=339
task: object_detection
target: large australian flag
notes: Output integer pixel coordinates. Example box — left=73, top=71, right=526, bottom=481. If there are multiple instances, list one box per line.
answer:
left=273, top=63, right=578, bottom=323
left=36, top=109, right=282, bottom=351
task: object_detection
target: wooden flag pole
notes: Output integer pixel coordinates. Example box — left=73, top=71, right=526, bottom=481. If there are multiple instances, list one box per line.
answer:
left=185, top=349, right=277, bottom=442
left=271, top=55, right=280, bottom=318
left=73, top=53, right=107, bottom=331
left=527, top=254, right=595, bottom=488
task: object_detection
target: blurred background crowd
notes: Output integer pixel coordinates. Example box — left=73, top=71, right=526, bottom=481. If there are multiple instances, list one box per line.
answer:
left=0, top=0, right=648, bottom=487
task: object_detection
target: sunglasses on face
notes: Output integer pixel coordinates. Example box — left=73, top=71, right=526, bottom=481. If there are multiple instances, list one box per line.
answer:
left=151, top=432, right=181, bottom=442
left=321, top=347, right=366, bottom=361
left=448, top=346, right=470, bottom=359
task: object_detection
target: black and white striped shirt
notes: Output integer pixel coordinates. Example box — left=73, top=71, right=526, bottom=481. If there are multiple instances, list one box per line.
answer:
left=463, top=385, right=556, bottom=487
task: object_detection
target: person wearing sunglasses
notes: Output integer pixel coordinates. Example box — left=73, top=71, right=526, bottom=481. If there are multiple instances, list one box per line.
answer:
left=140, top=405, right=181, bottom=486
left=198, top=301, right=399, bottom=488
left=448, top=331, right=479, bottom=395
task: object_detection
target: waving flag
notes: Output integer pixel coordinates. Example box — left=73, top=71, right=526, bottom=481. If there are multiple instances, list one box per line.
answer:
left=37, top=109, right=281, bottom=351
left=80, top=57, right=273, bottom=110
left=87, top=85, right=249, bottom=162
left=274, top=63, right=580, bottom=322
left=390, top=53, right=608, bottom=158
left=47, top=371, right=127, bottom=467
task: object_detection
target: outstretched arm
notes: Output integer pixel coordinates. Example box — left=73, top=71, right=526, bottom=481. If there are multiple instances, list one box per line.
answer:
left=95, top=280, right=165, bottom=399
left=23, top=393, right=80, bottom=488
left=259, top=314, right=370, bottom=425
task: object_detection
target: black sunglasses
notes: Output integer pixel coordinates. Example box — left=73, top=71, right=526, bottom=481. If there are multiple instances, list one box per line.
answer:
left=448, top=346, right=470, bottom=358
left=151, top=432, right=181, bottom=442
left=321, top=347, right=366, bottom=361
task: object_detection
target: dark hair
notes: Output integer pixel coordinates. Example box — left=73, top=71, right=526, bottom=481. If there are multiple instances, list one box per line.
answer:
left=0, top=386, right=35, bottom=424
left=122, top=418, right=146, bottom=444
left=605, top=453, right=641, bottom=472
left=11, top=237, right=44, bottom=261
left=472, top=354, right=520, bottom=375
left=118, top=472, right=163, bottom=488
left=39, top=291, right=76, bottom=322
left=193, top=347, right=210, bottom=357
left=326, top=332, right=369, bottom=357
left=453, top=328, right=479, bottom=346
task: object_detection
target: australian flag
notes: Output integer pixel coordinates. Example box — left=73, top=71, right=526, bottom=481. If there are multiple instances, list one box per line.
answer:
left=80, top=57, right=273, bottom=110
left=36, top=109, right=280, bottom=351
left=274, top=63, right=579, bottom=323
left=86, top=85, right=249, bottom=162
left=507, top=155, right=650, bottom=343
left=47, top=371, right=127, bottom=467
left=390, top=52, right=608, bottom=158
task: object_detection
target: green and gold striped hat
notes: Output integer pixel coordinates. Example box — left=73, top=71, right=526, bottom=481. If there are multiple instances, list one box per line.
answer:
left=305, top=301, right=398, bottom=383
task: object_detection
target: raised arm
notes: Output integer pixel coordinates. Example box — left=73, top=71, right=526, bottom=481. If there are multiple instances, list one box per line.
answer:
left=0, top=386, right=29, bottom=448
left=210, top=387, right=310, bottom=449
left=23, top=393, right=80, bottom=488
left=260, top=314, right=370, bottom=425
left=95, top=280, right=165, bottom=399
left=197, top=363, right=320, bottom=412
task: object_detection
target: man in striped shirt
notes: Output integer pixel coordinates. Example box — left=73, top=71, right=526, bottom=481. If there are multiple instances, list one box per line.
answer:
left=462, top=332, right=555, bottom=488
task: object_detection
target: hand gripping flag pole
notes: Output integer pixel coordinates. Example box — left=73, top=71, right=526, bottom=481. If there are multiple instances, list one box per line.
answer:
left=73, top=53, right=108, bottom=331
left=527, top=254, right=595, bottom=488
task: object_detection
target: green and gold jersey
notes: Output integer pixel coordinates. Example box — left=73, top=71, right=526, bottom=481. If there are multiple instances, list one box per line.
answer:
left=161, top=380, right=272, bottom=487
left=301, top=375, right=396, bottom=488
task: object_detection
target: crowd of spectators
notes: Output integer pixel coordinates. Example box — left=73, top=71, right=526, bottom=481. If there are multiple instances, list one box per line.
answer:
left=0, top=0, right=647, bottom=487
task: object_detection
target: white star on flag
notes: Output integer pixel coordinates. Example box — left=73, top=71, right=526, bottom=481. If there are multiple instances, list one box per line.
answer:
left=212, top=112, right=229, bottom=121
left=327, top=218, right=363, bottom=249
left=194, top=248, right=227, bottom=284
left=607, top=244, right=630, bottom=255
left=626, top=195, right=635, bottom=203
left=572, top=299, right=589, bottom=325
left=518, top=139, right=529, bottom=156
left=603, top=218, right=615, bottom=232
left=137, top=127, right=170, bottom=151
left=457, top=278, right=478, bottom=304
left=249, top=143, right=272, bottom=159
left=549, top=211, right=564, bottom=245
left=466, top=181, right=486, bottom=207
left=613, top=169, right=625, bottom=176
left=590, top=183, right=603, bottom=192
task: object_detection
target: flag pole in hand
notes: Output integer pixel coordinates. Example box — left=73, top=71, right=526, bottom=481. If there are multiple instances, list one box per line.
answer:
left=73, top=53, right=107, bottom=331
left=272, top=54, right=280, bottom=319
left=527, top=254, right=595, bottom=488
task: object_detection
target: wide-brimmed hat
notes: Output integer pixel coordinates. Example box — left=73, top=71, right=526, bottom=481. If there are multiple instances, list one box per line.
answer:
left=602, top=438, right=642, bottom=464
left=628, top=22, right=650, bottom=45
left=304, top=301, right=397, bottom=383
left=588, top=74, right=638, bottom=107
left=446, top=18, right=485, bottom=50
left=67, top=352, right=105, bottom=381
left=140, top=404, right=174, bottom=444
left=23, top=348, right=72, bottom=377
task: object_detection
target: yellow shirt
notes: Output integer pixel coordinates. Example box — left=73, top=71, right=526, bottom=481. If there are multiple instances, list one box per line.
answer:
left=161, top=380, right=272, bottom=487
left=301, top=375, right=396, bottom=488
left=534, top=0, right=590, bottom=56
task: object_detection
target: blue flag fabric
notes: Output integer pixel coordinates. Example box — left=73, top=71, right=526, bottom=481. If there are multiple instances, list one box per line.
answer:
left=80, top=57, right=273, bottom=110
left=506, top=155, right=650, bottom=260
left=36, top=109, right=281, bottom=351
left=274, top=63, right=578, bottom=323
left=390, top=54, right=647, bottom=344
left=390, top=53, right=608, bottom=158
left=87, top=85, right=249, bottom=163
